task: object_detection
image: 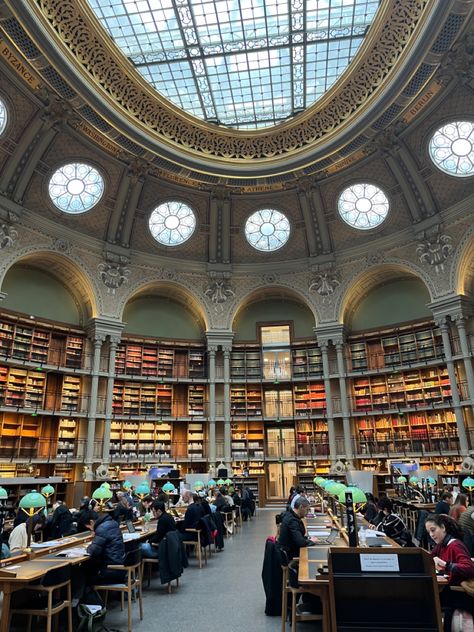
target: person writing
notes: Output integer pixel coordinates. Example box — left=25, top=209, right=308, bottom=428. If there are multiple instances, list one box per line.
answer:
left=85, top=509, right=125, bottom=585
left=425, top=513, right=474, bottom=632
left=140, top=501, right=176, bottom=559
left=369, top=497, right=407, bottom=541
left=278, top=496, right=315, bottom=560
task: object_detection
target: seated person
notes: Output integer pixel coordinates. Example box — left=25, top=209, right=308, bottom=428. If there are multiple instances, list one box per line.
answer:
left=85, top=509, right=126, bottom=585
left=140, top=501, right=176, bottom=559
left=113, top=491, right=134, bottom=523
left=436, top=492, right=453, bottom=516
left=369, top=497, right=407, bottom=541
left=179, top=492, right=203, bottom=541
left=212, top=491, right=228, bottom=512
left=138, top=495, right=154, bottom=518
left=45, top=501, right=75, bottom=539
left=426, top=513, right=474, bottom=632
left=8, top=512, right=45, bottom=552
left=278, top=497, right=316, bottom=560
left=358, top=493, right=378, bottom=523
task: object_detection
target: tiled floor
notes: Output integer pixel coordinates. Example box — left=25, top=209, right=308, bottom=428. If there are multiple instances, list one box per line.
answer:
left=105, top=508, right=285, bottom=632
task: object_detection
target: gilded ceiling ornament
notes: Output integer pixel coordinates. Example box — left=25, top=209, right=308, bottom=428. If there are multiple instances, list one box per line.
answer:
left=308, top=271, right=340, bottom=299
left=204, top=280, right=235, bottom=311
left=416, top=229, right=453, bottom=274
left=0, top=223, right=17, bottom=249
left=439, top=32, right=474, bottom=83
left=52, top=238, right=70, bottom=253
left=98, top=255, right=130, bottom=293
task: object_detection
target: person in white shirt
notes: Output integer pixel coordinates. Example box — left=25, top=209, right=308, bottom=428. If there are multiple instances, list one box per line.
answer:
left=8, top=522, right=28, bottom=552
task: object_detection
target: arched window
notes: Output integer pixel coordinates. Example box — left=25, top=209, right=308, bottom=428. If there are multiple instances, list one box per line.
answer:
left=245, top=209, right=290, bottom=251
left=338, top=183, right=389, bottom=230
left=49, top=163, right=104, bottom=213
left=149, top=201, right=196, bottom=246
left=429, top=121, right=474, bottom=177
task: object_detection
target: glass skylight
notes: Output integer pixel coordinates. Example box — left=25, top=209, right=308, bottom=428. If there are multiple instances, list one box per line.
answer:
left=0, top=99, right=7, bottom=135
left=429, top=121, right=474, bottom=177
left=149, top=201, right=196, bottom=246
left=48, top=163, right=104, bottom=213
left=338, top=183, right=389, bottom=230
left=245, top=209, right=290, bottom=251
left=88, top=0, right=380, bottom=129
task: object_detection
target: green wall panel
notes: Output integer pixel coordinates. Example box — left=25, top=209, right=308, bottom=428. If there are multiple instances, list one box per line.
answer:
left=1, top=267, right=81, bottom=324
left=123, top=296, right=203, bottom=339
left=233, top=298, right=315, bottom=341
left=349, top=278, right=431, bottom=332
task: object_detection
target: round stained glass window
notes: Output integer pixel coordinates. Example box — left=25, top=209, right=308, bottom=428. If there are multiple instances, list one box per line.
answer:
left=245, top=209, right=290, bottom=251
left=0, top=99, right=7, bottom=136
left=149, top=201, right=196, bottom=246
left=337, top=183, right=389, bottom=230
left=48, top=163, right=104, bottom=213
left=429, top=121, right=474, bottom=177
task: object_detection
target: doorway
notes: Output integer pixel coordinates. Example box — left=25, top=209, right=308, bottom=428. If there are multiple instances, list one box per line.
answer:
left=267, top=461, right=297, bottom=499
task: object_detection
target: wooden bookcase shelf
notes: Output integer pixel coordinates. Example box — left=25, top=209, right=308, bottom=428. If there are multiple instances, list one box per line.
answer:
left=231, top=385, right=262, bottom=417
left=230, top=348, right=261, bottom=379
left=115, top=339, right=206, bottom=379
left=292, top=346, right=323, bottom=378
left=295, top=418, right=329, bottom=456
left=55, top=417, right=80, bottom=458
left=0, top=316, right=84, bottom=368
left=0, top=477, right=73, bottom=517
left=293, top=382, right=326, bottom=415
left=0, top=413, right=44, bottom=458
left=110, top=419, right=172, bottom=460
left=188, top=385, right=205, bottom=417
left=112, top=381, right=173, bottom=417
left=0, top=366, right=46, bottom=409
left=231, top=420, right=264, bottom=460
left=188, top=421, right=205, bottom=459
left=348, top=323, right=443, bottom=372
left=352, top=366, right=453, bottom=412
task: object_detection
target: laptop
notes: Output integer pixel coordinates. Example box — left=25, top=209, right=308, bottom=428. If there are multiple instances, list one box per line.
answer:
left=312, top=528, right=340, bottom=545
left=125, top=520, right=136, bottom=533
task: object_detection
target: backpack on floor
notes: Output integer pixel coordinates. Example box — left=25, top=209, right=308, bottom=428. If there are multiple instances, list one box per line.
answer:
left=451, top=609, right=474, bottom=632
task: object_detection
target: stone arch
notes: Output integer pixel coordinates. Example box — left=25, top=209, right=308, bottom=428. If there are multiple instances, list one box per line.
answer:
left=0, top=247, right=100, bottom=322
left=336, top=261, right=436, bottom=327
left=451, top=225, right=474, bottom=298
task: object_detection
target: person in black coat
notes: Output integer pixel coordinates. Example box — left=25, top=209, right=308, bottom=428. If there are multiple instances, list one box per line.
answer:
left=45, top=502, right=75, bottom=539
left=278, top=497, right=315, bottom=560
left=85, top=511, right=126, bottom=585
left=140, top=501, right=176, bottom=559
left=179, top=493, right=203, bottom=542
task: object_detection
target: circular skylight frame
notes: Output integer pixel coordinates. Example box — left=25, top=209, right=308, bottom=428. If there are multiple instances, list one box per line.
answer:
left=337, top=183, right=390, bottom=231
left=149, top=200, right=197, bottom=247
left=48, top=162, right=104, bottom=214
left=245, top=209, right=291, bottom=252
left=0, top=98, right=7, bottom=136
left=429, top=120, right=474, bottom=178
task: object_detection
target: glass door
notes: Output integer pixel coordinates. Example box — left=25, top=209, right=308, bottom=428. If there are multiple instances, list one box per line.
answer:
left=267, top=461, right=297, bottom=499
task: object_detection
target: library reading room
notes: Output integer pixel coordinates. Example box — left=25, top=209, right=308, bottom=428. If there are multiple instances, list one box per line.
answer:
left=0, top=1, right=473, bottom=631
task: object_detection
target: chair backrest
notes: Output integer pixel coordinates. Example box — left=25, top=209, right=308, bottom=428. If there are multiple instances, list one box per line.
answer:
left=123, top=547, right=141, bottom=567
left=41, top=564, right=71, bottom=587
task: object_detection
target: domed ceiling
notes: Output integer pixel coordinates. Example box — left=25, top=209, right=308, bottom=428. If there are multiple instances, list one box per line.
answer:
left=87, top=0, right=380, bottom=129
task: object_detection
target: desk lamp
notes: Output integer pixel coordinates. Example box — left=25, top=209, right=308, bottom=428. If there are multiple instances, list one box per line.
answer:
left=194, top=480, right=204, bottom=491
left=122, top=480, right=132, bottom=492
left=207, top=479, right=216, bottom=489
left=397, top=475, right=407, bottom=498
left=134, top=481, right=151, bottom=501
left=462, top=476, right=474, bottom=504
left=41, top=484, right=55, bottom=514
left=19, top=490, right=47, bottom=548
left=162, top=481, right=175, bottom=509
left=337, top=485, right=366, bottom=508
left=326, top=482, right=346, bottom=497
left=217, top=479, right=225, bottom=487
left=92, top=484, right=113, bottom=511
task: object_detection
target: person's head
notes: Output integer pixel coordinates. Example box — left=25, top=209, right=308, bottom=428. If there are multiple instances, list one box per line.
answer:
left=441, top=492, right=453, bottom=504
left=293, top=496, right=310, bottom=518
left=455, top=493, right=468, bottom=508
left=80, top=496, right=91, bottom=510
left=152, top=500, right=166, bottom=518
left=142, top=495, right=153, bottom=509
left=295, top=486, right=305, bottom=495
left=366, top=493, right=376, bottom=504
left=425, top=513, right=463, bottom=544
left=182, top=490, right=192, bottom=504
left=377, top=497, right=393, bottom=515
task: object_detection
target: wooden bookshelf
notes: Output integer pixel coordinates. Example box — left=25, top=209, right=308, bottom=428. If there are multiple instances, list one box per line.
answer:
left=295, top=418, right=329, bottom=456
left=0, top=412, right=44, bottom=458
left=187, top=421, right=205, bottom=459
left=60, top=375, right=82, bottom=412
left=112, top=380, right=173, bottom=417
left=352, top=366, right=453, bottom=412
left=0, top=366, right=47, bottom=409
left=230, top=385, right=263, bottom=417
left=115, top=339, right=205, bottom=379
left=230, top=348, right=261, bottom=379
left=231, top=419, right=264, bottom=460
left=109, top=419, right=172, bottom=460
left=232, top=474, right=264, bottom=507
left=188, top=385, right=205, bottom=417
left=292, top=345, right=323, bottom=378
left=0, top=477, right=73, bottom=517
left=348, top=323, right=443, bottom=372
left=55, top=417, right=79, bottom=458
left=293, top=382, right=326, bottom=415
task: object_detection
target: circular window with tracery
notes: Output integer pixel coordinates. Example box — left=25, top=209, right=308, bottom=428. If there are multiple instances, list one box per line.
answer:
left=337, top=183, right=389, bottom=230
left=149, top=201, right=196, bottom=246
left=48, top=163, right=104, bottom=213
left=245, top=209, right=290, bottom=252
left=429, top=120, right=474, bottom=177
left=0, top=99, right=7, bottom=136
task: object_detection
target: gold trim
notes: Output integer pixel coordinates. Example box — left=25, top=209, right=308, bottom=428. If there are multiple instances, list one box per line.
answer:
left=0, top=40, right=40, bottom=89
left=19, top=0, right=431, bottom=165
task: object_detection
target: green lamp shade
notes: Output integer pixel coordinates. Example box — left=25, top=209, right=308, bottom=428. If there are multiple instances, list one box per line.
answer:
left=100, top=482, right=111, bottom=490
left=224, top=478, right=232, bottom=486
left=321, top=479, right=335, bottom=490
left=19, top=491, right=47, bottom=514
left=462, top=477, right=474, bottom=490
left=194, top=480, right=205, bottom=490
left=0, top=486, right=8, bottom=501
left=122, top=480, right=132, bottom=490
left=217, top=479, right=225, bottom=486
left=41, top=484, right=55, bottom=497
left=314, top=477, right=326, bottom=487
left=162, top=482, right=175, bottom=493
left=338, top=486, right=367, bottom=505
left=326, top=482, right=346, bottom=496
left=135, top=482, right=150, bottom=496
left=409, top=476, right=419, bottom=485
left=207, top=479, right=216, bottom=488
left=397, top=476, right=407, bottom=483
left=426, top=477, right=436, bottom=486
left=92, top=486, right=113, bottom=501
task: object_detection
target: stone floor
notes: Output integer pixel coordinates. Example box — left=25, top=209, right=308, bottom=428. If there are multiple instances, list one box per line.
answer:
left=105, top=507, right=285, bottom=632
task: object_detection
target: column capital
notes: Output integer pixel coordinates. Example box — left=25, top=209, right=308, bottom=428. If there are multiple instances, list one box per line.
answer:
left=429, top=295, right=473, bottom=323
left=313, top=323, right=346, bottom=348
left=208, top=346, right=218, bottom=355
left=206, top=329, right=234, bottom=350
left=86, top=317, right=125, bottom=342
left=109, top=335, right=121, bottom=346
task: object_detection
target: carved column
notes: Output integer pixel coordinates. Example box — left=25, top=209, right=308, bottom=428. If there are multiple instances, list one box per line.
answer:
left=85, top=335, right=105, bottom=471
left=335, top=341, right=353, bottom=464
left=0, top=113, right=44, bottom=195
left=320, top=341, right=337, bottom=461
left=223, top=345, right=232, bottom=467
left=296, top=184, right=318, bottom=256
left=207, top=346, right=217, bottom=467
left=453, top=315, right=474, bottom=413
left=437, top=318, right=469, bottom=454
left=103, top=336, right=120, bottom=463
left=310, top=185, right=332, bottom=254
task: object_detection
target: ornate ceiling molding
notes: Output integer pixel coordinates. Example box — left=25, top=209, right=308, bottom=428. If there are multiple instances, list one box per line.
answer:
left=0, top=0, right=471, bottom=187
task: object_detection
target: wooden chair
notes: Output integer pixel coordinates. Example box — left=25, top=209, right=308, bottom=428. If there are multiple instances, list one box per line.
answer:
left=222, top=509, right=234, bottom=536
left=280, top=556, right=323, bottom=632
left=10, top=564, right=73, bottom=632
left=94, top=548, right=143, bottom=632
left=182, top=528, right=207, bottom=568
left=142, top=554, right=179, bottom=592
left=233, top=505, right=242, bottom=530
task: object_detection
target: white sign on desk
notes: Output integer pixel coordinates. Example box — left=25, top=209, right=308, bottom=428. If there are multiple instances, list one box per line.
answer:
left=360, top=554, right=399, bottom=572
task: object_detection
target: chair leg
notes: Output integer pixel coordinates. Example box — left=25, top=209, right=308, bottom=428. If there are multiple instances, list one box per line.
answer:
left=127, top=588, right=132, bottom=632
left=291, top=591, right=297, bottom=632
left=167, top=582, right=171, bottom=594
left=281, top=585, right=288, bottom=632
left=27, top=614, right=33, bottom=632
left=67, top=583, right=73, bottom=632
left=138, top=574, right=143, bottom=621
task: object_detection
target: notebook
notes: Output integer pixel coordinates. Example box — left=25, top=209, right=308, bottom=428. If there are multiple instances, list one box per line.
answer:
left=365, top=536, right=393, bottom=547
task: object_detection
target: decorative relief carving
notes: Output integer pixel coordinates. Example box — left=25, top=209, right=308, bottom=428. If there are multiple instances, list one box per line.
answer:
left=416, top=228, right=453, bottom=274
left=52, top=238, right=70, bottom=253
left=204, top=279, right=235, bottom=311
left=365, top=252, right=385, bottom=266
left=98, top=252, right=130, bottom=293
left=34, top=0, right=428, bottom=161
left=308, top=270, right=340, bottom=299
left=0, top=223, right=18, bottom=249
left=261, top=273, right=279, bottom=284
left=439, top=32, right=474, bottom=84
